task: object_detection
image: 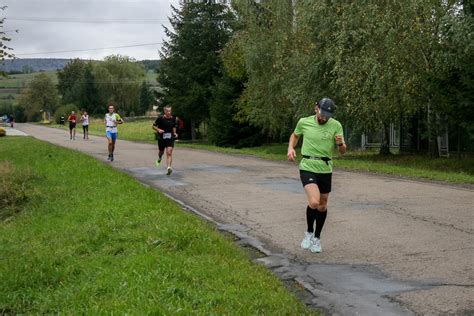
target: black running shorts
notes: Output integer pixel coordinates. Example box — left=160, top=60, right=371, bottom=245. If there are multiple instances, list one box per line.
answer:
left=158, top=138, right=174, bottom=151
left=69, top=122, right=76, bottom=130
left=299, top=170, right=332, bottom=194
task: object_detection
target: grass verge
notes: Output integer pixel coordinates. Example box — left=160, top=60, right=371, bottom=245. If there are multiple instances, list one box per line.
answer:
left=0, top=161, right=38, bottom=221
left=0, top=137, right=315, bottom=314
left=46, top=120, right=474, bottom=184
left=49, top=118, right=157, bottom=143
left=178, top=144, right=474, bottom=184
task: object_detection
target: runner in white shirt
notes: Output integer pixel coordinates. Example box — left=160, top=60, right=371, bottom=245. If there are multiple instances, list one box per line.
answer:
left=104, top=104, right=123, bottom=162
left=81, top=111, right=89, bottom=140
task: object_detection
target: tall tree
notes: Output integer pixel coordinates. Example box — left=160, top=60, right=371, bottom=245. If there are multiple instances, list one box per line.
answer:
left=93, top=55, right=145, bottom=115
left=230, top=0, right=468, bottom=154
left=229, top=0, right=295, bottom=139
left=158, top=1, right=235, bottom=140
left=79, top=62, right=100, bottom=114
left=430, top=1, right=474, bottom=152
left=57, top=59, right=86, bottom=105
left=139, top=81, right=155, bottom=115
left=17, top=73, right=59, bottom=121
left=1, top=5, right=15, bottom=76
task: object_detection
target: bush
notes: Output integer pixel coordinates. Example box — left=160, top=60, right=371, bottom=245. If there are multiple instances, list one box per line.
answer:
left=0, top=128, right=5, bottom=137
left=54, top=104, right=77, bottom=124
left=0, top=104, right=28, bottom=123
left=0, top=161, right=37, bottom=220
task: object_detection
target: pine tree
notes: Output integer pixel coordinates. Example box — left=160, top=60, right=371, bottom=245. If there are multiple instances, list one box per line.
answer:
left=139, top=81, right=155, bottom=115
left=80, top=63, right=100, bottom=114
left=158, top=1, right=235, bottom=140
left=1, top=5, right=15, bottom=76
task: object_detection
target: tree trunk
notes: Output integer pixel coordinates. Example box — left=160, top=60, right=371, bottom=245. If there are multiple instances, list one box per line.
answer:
left=379, top=123, right=391, bottom=155
left=427, top=100, right=438, bottom=157
left=191, top=119, right=196, bottom=141
left=457, top=127, right=462, bottom=159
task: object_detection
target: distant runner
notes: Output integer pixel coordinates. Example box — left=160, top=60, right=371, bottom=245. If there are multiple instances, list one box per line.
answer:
left=287, top=98, right=346, bottom=253
left=104, top=104, right=123, bottom=162
left=81, top=111, right=89, bottom=140
left=152, top=105, right=178, bottom=175
left=8, top=114, right=14, bottom=128
left=67, top=111, right=77, bottom=140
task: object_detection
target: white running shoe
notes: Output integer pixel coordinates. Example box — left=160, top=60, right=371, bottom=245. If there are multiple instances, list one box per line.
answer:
left=166, top=167, right=173, bottom=176
left=310, top=237, right=322, bottom=253
left=301, top=232, right=313, bottom=249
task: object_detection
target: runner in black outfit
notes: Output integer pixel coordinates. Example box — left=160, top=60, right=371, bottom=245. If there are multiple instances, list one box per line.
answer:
left=152, top=105, right=178, bottom=175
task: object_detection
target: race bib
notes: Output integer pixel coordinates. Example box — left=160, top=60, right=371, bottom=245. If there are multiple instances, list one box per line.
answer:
left=163, top=133, right=172, bottom=139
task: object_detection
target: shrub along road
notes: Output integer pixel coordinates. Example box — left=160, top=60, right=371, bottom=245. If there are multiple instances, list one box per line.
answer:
left=16, top=123, right=474, bottom=315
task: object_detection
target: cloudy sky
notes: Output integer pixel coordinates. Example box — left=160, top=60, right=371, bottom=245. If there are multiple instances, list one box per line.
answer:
left=3, top=0, right=181, bottom=60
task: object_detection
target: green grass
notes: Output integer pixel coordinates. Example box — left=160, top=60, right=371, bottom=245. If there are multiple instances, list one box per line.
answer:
left=335, top=151, right=474, bottom=184
left=184, top=143, right=474, bottom=184
left=181, top=143, right=294, bottom=161
left=0, top=71, right=58, bottom=101
left=46, top=120, right=474, bottom=184
left=50, top=118, right=157, bottom=143
left=0, top=71, right=58, bottom=89
left=146, top=70, right=158, bottom=86
left=0, top=137, right=315, bottom=314
left=0, top=70, right=159, bottom=101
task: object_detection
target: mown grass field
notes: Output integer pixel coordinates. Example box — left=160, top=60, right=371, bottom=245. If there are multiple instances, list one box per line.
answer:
left=48, top=119, right=474, bottom=185
left=0, top=70, right=159, bottom=103
left=0, top=137, right=315, bottom=314
left=51, top=118, right=157, bottom=142
left=0, top=71, right=58, bottom=101
left=175, top=144, right=474, bottom=184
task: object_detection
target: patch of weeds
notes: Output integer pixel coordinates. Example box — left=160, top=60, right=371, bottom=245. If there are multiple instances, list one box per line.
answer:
left=0, top=161, right=39, bottom=221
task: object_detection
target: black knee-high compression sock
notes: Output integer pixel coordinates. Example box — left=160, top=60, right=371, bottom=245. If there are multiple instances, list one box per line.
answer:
left=306, top=206, right=317, bottom=233
left=314, top=208, right=327, bottom=239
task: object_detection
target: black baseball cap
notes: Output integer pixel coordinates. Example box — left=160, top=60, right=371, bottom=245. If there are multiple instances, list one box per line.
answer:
left=317, top=98, right=336, bottom=118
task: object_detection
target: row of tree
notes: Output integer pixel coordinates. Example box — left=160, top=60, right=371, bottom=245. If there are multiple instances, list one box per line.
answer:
left=158, top=0, right=473, bottom=151
left=158, top=1, right=262, bottom=146
left=15, top=56, right=157, bottom=122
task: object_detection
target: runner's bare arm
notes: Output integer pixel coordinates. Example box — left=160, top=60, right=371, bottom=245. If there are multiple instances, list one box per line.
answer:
left=335, top=135, right=346, bottom=155
left=287, top=133, right=299, bottom=161
left=152, top=125, right=164, bottom=134
left=173, top=127, right=178, bottom=139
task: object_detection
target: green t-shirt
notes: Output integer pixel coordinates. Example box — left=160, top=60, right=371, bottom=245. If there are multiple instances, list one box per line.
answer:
left=294, top=115, right=344, bottom=174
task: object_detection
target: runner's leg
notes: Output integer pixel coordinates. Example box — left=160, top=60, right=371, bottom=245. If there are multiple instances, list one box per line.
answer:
left=315, top=194, right=329, bottom=239
left=304, top=183, right=320, bottom=231
left=107, top=137, right=113, bottom=156
left=304, top=183, right=321, bottom=210
left=166, top=146, right=173, bottom=169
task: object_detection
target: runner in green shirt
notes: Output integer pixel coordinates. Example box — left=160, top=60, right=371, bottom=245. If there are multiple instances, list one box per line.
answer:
left=287, top=98, right=346, bottom=253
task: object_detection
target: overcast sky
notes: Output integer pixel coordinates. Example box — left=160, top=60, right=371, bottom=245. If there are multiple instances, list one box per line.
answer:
left=3, top=0, right=181, bottom=60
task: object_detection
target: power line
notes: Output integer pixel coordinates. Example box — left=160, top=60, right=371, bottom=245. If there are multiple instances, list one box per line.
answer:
left=15, top=42, right=163, bottom=56
left=1, top=29, right=19, bottom=33
left=8, top=17, right=168, bottom=24
left=6, top=16, right=237, bottom=24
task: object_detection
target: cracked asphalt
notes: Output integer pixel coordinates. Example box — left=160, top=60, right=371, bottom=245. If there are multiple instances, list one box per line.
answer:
left=15, top=123, right=474, bottom=315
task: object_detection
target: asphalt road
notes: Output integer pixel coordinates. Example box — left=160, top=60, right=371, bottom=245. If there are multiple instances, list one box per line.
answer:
left=14, top=124, right=474, bottom=315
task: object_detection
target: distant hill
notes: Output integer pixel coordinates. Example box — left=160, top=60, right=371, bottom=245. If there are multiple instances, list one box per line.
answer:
left=141, top=60, right=161, bottom=72
left=0, top=58, right=161, bottom=73
left=0, top=58, right=73, bottom=73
